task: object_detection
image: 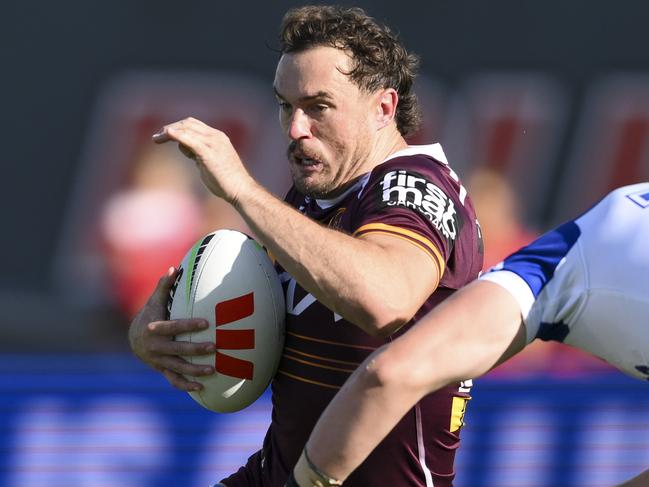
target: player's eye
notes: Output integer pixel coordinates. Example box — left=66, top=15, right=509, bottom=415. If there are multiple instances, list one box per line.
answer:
left=309, top=104, right=329, bottom=115
left=278, top=101, right=292, bottom=113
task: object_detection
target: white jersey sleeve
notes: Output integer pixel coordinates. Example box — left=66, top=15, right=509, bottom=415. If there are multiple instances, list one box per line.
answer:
left=480, top=182, right=649, bottom=381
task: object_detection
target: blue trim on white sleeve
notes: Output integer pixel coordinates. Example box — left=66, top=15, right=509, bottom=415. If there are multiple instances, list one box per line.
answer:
left=491, top=221, right=581, bottom=298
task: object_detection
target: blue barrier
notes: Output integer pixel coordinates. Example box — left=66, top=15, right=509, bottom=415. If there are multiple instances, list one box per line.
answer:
left=0, top=354, right=647, bottom=487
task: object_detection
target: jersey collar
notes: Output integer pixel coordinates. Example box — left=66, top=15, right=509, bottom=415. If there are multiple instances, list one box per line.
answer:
left=311, top=177, right=368, bottom=209
left=382, top=143, right=449, bottom=165
left=312, top=143, right=448, bottom=208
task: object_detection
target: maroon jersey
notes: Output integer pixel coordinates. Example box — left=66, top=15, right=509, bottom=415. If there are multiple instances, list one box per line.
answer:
left=221, top=145, right=483, bottom=487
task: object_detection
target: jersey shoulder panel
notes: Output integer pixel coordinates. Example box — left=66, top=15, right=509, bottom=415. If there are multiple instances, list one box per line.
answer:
left=353, top=153, right=482, bottom=287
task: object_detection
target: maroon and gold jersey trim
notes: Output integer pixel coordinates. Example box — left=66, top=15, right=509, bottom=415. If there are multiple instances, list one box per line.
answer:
left=353, top=222, right=445, bottom=279
left=450, top=395, right=471, bottom=433
left=287, top=331, right=378, bottom=351
left=284, top=347, right=363, bottom=367
left=276, top=370, right=341, bottom=390
left=283, top=352, right=357, bottom=374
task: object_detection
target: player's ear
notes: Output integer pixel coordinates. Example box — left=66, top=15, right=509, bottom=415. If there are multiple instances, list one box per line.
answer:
left=375, top=88, right=399, bottom=130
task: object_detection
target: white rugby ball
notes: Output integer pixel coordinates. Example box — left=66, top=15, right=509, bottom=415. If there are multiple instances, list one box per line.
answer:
left=167, top=229, right=285, bottom=413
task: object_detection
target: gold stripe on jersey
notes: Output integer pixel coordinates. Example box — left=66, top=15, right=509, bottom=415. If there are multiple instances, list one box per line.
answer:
left=449, top=395, right=471, bottom=433
left=284, top=347, right=363, bottom=367
left=277, top=370, right=341, bottom=390
left=353, top=222, right=445, bottom=278
left=283, top=352, right=357, bottom=373
left=287, top=331, right=378, bottom=351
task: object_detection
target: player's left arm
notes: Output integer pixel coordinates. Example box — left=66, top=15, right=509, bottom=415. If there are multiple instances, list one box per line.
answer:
left=291, top=279, right=527, bottom=486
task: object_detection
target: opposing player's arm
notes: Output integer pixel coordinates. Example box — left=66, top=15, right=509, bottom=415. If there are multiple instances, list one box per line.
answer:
left=293, top=279, right=526, bottom=485
left=617, top=467, right=649, bottom=487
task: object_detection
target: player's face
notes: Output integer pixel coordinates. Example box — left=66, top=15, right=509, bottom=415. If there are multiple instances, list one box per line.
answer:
left=274, top=46, right=378, bottom=198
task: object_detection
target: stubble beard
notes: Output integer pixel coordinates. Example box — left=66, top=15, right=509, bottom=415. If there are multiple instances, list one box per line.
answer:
left=292, top=170, right=335, bottom=199
left=288, top=132, right=371, bottom=199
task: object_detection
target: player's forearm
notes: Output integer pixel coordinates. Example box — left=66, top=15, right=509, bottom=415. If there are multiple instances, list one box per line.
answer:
left=617, top=467, right=649, bottom=487
left=232, top=181, right=430, bottom=334
left=301, top=347, right=425, bottom=483
left=299, top=281, right=528, bottom=484
left=297, top=344, right=457, bottom=484
left=301, top=308, right=469, bottom=482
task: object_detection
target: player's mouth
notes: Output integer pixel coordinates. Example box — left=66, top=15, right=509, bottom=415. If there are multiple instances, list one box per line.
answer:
left=296, top=157, right=323, bottom=172
left=289, top=148, right=325, bottom=172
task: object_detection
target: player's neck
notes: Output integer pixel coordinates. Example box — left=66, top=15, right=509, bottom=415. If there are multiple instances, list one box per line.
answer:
left=370, top=128, right=408, bottom=168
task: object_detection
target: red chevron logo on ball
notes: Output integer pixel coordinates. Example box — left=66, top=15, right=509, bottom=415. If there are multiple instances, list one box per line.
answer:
left=214, top=292, right=255, bottom=380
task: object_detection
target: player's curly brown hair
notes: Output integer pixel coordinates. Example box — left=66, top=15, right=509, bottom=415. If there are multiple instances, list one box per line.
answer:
left=279, top=5, right=421, bottom=138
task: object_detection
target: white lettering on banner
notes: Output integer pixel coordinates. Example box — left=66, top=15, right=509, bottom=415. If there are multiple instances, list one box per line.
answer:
left=381, top=170, right=458, bottom=241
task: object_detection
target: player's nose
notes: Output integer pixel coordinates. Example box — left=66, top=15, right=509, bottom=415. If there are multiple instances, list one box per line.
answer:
left=287, top=108, right=312, bottom=140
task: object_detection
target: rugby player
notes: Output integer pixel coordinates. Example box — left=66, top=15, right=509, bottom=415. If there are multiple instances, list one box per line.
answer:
left=288, top=182, right=649, bottom=487
left=129, top=5, right=483, bottom=486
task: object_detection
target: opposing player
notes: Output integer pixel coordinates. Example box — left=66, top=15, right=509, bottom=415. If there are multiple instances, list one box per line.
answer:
left=128, top=6, right=483, bottom=486
left=288, top=182, right=649, bottom=487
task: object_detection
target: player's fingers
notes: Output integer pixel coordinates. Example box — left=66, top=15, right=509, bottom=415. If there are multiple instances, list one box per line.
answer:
left=179, top=116, right=208, bottom=129
left=158, top=355, right=214, bottom=379
left=152, top=121, right=190, bottom=144
left=154, top=118, right=222, bottom=148
left=151, top=125, right=173, bottom=143
left=149, top=267, right=177, bottom=303
left=158, top=338, right=216, bottom=357
left=161, top=369, right=204, bottom=392
left=176, top=117, right=217, bottom=134
left=158, top=126, right=210, bottom=162
left=178, top=142, right=197, bottom=160
left=147, top=318, right=209, bottom=336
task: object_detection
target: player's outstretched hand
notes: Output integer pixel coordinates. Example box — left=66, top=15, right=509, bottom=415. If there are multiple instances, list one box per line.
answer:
left=128, top=267, right=216, bottom=392
left=152, top=117, right=255, bottom=206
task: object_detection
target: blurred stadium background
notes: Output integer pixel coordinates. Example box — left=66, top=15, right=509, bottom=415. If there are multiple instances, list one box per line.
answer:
left=2, top=1, right=649, bottom=485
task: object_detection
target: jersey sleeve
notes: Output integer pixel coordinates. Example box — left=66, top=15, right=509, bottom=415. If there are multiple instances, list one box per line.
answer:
left=479, top=220, right=582, bottom=343
left=352, top=155, right=467, bottom=278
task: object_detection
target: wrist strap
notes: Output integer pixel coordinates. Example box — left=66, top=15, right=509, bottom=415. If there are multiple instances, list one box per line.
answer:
left=302, top=446, right=343, bottom=487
